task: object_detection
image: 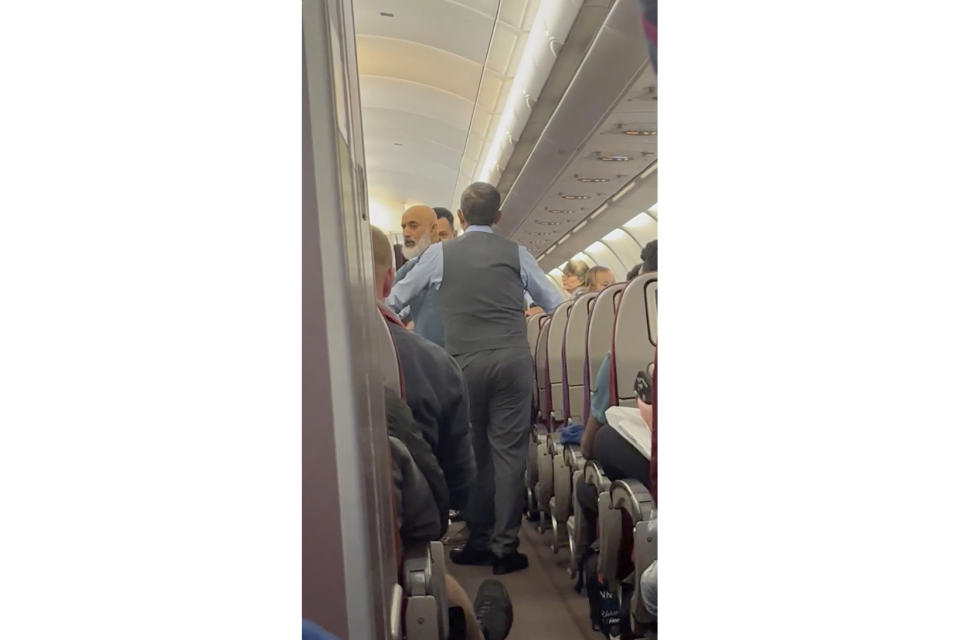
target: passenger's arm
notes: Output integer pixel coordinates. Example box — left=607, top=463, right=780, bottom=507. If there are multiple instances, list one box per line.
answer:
left=518, top=246, right=565, bottom=315
left=583, top=353, right=613, bottom=459
left=438, top=355, right=476, bottom=510
left=385, top=243, right=443, bottom=313
left=582, top=414, right=602, bottom=459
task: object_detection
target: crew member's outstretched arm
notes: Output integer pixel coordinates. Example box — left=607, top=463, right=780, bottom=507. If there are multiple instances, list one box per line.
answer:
left=518, top=245, right=565, bottom=315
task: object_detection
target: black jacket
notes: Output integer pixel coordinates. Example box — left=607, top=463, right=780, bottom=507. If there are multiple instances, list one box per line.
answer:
left=388, top=323, right=476, bottom=509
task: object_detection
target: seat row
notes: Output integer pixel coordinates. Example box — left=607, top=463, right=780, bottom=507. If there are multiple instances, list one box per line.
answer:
left=525, top=272, right=658, bottom=630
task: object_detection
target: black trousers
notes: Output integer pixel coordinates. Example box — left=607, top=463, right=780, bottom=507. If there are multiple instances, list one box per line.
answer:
left=576, top=425, right=651, bottom=542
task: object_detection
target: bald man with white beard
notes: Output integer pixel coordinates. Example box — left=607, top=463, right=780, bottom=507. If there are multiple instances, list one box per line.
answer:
left=395, top=204, right=446, bottom=347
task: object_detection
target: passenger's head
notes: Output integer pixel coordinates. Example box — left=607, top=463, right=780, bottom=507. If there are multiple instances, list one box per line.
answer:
left=433, top=207, right=457, bottom=241
left=626, top=263, right=643, bottom=281
left=400, top=205, right=438, bottom=260
left=371, top=226, right=395, bottom=300
left=458, top=182, right=501, bottom=228
left=561, top=259, right=590, bottom=293
left=640, top=239, right=658, bottom=273
left=585, top=266, right=615, bottom=292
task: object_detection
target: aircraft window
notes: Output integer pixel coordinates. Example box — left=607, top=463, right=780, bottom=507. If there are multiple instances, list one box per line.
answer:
left=584, top=241, right=627, bottom=280
left=602, top=228, right=645, bottom=269
left=623, top=211, right=658, bottom=248
left=572, top=252, right=595, bottom=266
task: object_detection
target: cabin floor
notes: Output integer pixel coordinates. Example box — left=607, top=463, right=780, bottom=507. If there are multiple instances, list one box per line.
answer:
left=443, top=519, right=604, bottom=639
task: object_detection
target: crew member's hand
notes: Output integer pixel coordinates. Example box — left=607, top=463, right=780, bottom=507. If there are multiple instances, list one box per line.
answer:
left=525, top=306, right=543, bottom=318
left=405, top=321, right=415, bottom=331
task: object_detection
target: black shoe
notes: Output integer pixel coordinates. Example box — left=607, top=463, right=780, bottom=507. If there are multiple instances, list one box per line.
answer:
left=450, top=546, right=494, bottom=566
left=474, top=579, right=513, bottom=640
left=492, top=552, right=529, bottom=575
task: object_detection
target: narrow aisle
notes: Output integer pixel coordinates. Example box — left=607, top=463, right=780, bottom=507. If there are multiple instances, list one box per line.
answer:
left=444, top=520, right=602, bottom=639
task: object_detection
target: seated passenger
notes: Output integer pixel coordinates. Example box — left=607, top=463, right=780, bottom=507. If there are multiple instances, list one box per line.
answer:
left=372, top=226, right=476, bottom=514
left=385, top=388, right=512, bottom=640
left=585, top=265, right=616, bottom=293
left=562, top=259, right=590, bottom=298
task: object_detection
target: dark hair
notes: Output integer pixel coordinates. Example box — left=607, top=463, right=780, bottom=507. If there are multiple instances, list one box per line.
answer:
left=626, top=263, right=643, bottom=281
left=640, top=239, right=658, bottom=273
left=460, top=182, right=501, bottom=226
left=433, top=207, right=454, bottom=227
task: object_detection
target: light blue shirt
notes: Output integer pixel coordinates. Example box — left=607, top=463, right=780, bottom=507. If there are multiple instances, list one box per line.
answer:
left=385, top=225, right=565, bottom=315
left=394, top=254, right=445, bottom=347
left=590, top=352, right=612, bottom=425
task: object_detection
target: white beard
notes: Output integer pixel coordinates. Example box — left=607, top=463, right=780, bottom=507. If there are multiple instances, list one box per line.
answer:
left=401, top=234, right=432, bottom=260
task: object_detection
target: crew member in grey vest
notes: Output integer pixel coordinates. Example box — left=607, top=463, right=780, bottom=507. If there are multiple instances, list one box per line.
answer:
left=386, top=182, right=564, bottom=574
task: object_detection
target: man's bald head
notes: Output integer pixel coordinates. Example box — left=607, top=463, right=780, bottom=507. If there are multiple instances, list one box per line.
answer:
left=400, top=205, right=438, bottom=260
left=371, top=226, right=395, bottom=300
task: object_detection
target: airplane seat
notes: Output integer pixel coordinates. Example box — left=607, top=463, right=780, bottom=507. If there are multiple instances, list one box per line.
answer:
left=533, top=316, right=554, bottom=529
left=602, top=479, right=656, bottom=618
left=551, top=294, right=595, bottom=557
left=375, top=308, right=406, bottom=399
left=548, top=300, right=575, bottom=424
left=585, top=283, right=626, bottom=417
left=377, top=309, right=448, bottom=640
left=611, top=274, right=658, bottom=408
left=540, top=301, right=574, bottom=536
left=565, top=292, right=596, bottom=425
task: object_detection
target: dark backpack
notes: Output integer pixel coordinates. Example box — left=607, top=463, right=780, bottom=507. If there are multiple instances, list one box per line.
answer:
left=581, top=543, right=628, bottom=638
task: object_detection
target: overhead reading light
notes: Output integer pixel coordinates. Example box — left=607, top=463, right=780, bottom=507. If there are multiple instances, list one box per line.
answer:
left=548, top=209, right=573, bottom=214
left=623, top=130, right=657, bottom=136
left=598, top=155, right=632, bottom=162
left=535, top=220, right=561, bottom=225
left=561, top=194, right=590, bottom=200
left=577, top=177, right=609, bottom=183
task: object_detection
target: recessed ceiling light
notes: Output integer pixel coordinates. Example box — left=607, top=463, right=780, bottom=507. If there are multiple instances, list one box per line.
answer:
left=548, top=209, right=573, bottom=214
left=598, top=155, right=632, bottom=162
left=561, top=194, right=590, bottom=200
left=577, top=177, right=610, bottom=183
left=623, top=130, right=657, bottom=136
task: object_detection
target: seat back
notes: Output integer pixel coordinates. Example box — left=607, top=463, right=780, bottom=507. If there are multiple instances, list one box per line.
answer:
left=586, top=283, right=626, bottom=405
left=547, top=300, right=575, bottom=422
left=535, top=316, right=552, bottom=423
left=564, top=293, right=597, bottom=424
left=375, top=308, right=404, bottom=398
left=611, top=273, right=658, bottom=406
left=527, top=312, right=545, bottom=360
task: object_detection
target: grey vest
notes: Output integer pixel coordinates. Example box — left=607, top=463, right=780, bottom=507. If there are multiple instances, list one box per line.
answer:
left=438, top=231, right=528, bottom=355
